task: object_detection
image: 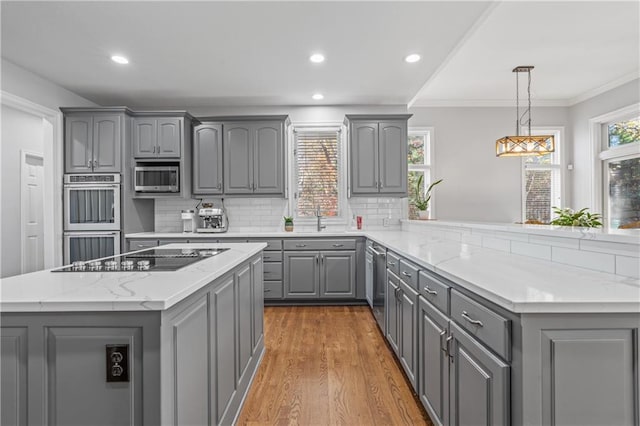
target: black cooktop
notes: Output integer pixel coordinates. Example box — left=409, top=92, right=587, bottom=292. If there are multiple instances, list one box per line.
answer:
left=53, top=247, right=229, bottom=272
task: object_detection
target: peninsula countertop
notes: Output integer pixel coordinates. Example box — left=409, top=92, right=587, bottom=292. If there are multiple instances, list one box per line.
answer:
left=127, top=228, right=640, bottom=314
left=0, top=243, right=266, bottom=312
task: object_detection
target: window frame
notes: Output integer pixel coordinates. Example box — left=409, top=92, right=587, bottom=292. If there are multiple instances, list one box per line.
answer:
left=589, top=103, right=640, bottom=223
left=407, top=127, right=435, bottom=219
left=287, top=122, right=347, bottom=224
left=520, top=127, right=565, bottom=223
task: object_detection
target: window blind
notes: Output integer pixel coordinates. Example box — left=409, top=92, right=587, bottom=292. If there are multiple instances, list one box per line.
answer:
left=295, top=130, right=340, bottom=218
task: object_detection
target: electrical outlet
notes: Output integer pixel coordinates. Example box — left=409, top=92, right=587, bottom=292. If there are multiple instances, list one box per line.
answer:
left=106, top=344, right=129, bottom=382
left=383, top=217, right=391, bottom=227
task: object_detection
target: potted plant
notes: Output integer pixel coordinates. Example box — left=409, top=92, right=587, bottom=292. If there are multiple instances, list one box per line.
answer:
left=550, top=207, right=603, bottom=228
left=413, top=175, right=443, bottom=220
left=284, top=216, right=294, bottom=232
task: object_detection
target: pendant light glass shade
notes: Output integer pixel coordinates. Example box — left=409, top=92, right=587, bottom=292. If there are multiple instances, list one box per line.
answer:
left=496, top=66, right=555, bottom=157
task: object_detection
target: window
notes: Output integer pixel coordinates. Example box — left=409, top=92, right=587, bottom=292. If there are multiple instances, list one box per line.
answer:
left=292, top=127, right=342, bottom=219
left=598, top=109, right=640, bottom=228
left=407, top=128, right=434, bottom=219
left=521, top=128, right=563, bottom=223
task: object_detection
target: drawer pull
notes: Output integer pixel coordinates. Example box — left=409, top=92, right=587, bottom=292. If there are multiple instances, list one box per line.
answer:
left=264, top=289, right=271, bottom=293
left=296, top=244, right=306, bottom=247
left=423, top=286, right=438, bottom=295
left=263, top=256, right=271, bottom=260
left=461, top=311, right=484, bottom=327
left=388, top=261, right=396, bottom=266
left=401, top=271, right=412, bottom=278
left=332, top=244, right=344, bottom=247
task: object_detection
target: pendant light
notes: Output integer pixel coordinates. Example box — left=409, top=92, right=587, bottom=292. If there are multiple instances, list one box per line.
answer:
left=496, top=66, right=554, bottom=157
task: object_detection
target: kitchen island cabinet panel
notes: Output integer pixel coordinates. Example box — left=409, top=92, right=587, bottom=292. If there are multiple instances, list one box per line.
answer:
left=0, top=327, right=27, bottom=426
left=237, top=264, right=253, bottom=384
left=46, top=326, right=143, bottom=426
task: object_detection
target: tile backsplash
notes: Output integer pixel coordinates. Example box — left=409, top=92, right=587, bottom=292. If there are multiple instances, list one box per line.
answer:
left=155, top=197, right=405, bottom=232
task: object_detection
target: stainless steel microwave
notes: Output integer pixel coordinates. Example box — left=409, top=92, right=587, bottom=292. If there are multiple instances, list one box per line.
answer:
left=134, top=166, right=179, bottom=192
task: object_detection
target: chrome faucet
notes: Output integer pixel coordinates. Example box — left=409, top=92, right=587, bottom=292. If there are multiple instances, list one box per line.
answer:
left=315, top=205, right=326, bottom=232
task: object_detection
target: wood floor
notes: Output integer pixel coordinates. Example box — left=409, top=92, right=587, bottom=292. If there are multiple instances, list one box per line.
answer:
left=236, top=306, right=433, bottom=426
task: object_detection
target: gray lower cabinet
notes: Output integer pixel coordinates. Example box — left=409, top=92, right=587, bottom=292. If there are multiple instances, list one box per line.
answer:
left=385, top=269, right=400, bottom=354
left=0, top=254, right=264, bottom=426
left=284, top=250, right=356, bottom=299
left=418, top=296, right=449, bottom=426
left=345, top=115, right=411, bottom=196
left=193, top=124, right=223, bottom=195
left=449, top=321, right=510, bottom=426
left=398, top=278, right=419, bottom=390
left=64, top=112, right=122, bottom=173
left=284, top=251, right=320, bottom=298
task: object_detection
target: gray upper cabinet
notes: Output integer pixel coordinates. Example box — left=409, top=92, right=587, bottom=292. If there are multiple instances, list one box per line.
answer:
left=133, top=117, right=182, bottom=158
left=224, top=122, right=253, bottom=194
left=192, top=124, right=223, bottom=195
left=64, top=113, right=122, bottom=173
left=223, top=119, right=285, bottom=196
left=345, top=114, right=411, bottom=196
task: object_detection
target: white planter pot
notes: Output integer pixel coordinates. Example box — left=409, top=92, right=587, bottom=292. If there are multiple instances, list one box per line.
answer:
left=418, top=210, right=429, bottom=220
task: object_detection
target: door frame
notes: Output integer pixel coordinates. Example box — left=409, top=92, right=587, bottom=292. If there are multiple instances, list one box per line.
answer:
left=20, top=150, right=45, bottom=273
left=2, top=91, right=64, bottom=268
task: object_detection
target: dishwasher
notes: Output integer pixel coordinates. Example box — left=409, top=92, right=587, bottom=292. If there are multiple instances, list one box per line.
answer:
left=366, top=243, right=387, bottom=333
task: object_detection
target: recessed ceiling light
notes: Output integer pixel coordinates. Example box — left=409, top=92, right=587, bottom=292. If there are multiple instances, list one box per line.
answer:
left=312, top=93, right=324, bottom=100
left=310, top=53, right=325, bottom=63
left=404, top=54, right=421, bottom=64
left=111, top=55, right=129, bottom=65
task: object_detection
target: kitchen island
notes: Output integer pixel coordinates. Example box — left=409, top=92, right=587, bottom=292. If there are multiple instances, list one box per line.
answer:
left=1, top=242, right=266, bottom=426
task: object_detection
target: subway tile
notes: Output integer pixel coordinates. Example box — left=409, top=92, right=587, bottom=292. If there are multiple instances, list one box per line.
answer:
left=511, top=241, right=552, bottom=261
left=615, top=256, right=640, bottom=278
left=481, top=237, right=511, bottom=252
left=579, top=239, right=640, bottom=258
left=552, top=247, right=615, bottom=274
left=529, top=234, right=580, bottom=249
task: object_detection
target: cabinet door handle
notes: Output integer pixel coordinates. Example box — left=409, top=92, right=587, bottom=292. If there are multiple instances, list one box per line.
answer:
left=332, top=244, right=344, bottom=248
left=401, top=271, right=412, bottom=278
left=321, top=255, right=324, bottom=264
left=93, top=160, right=98, bottom=168
left=439, top=330, right=448, bottom=354
left=217, top=183, right=222, bottom=189
left=423, top=286, right=438, bottom=295
left=461, top=311, right=484, bottom=327
left=446, top=336, right=454, bottom=361
left=316, top=255, right=319, bottom=264
left=87, top=160, right=92, bottom=168
left=379, top=182, right=384, bottom=189
left=295, top=244, right=306, bottom=247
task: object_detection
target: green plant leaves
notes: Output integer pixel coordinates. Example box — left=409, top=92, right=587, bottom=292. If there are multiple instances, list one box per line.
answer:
left=549, top=207, right=603, bottom=228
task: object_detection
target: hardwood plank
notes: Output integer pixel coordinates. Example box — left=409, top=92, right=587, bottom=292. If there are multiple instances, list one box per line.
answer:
left=237, top=306, right=432, bottom=425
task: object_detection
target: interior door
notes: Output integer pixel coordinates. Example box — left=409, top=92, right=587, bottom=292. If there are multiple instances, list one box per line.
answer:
left=21, top=151, right=44, bottom=273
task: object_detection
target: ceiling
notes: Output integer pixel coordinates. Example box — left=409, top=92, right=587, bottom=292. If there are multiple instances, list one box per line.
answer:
left=1, top=1, right=638, bottom=108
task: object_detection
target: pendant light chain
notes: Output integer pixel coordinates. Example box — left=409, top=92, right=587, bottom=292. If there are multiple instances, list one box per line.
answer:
left=527, top=68, right=532, bottom=137
left=515, top=71, right=519, bottom=136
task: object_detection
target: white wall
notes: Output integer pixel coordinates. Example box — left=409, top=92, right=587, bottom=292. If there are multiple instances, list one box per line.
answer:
left=408, top=106, right=570, bottom=222
left=569, top=78, right=640, bottom=210
left=1, top=58, right=97, bottom=276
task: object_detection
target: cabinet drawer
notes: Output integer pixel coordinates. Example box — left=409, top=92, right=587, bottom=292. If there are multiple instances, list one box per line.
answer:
left=418, top=270, right=450, bottom=314
left=263, top=281, right=283, bottom=299
left=158, top=239, right=188, bottom=246
left=283, top=239, right=356, bottom=251
left=249, top=239, right=282, bottom=251
left=450, top=290, right=511, bottom=361
left=261, top=252, right=283, bottom=262
left=399, top=259, right=420, bottom=291
left=263, top=262, right=282, bottom=280
left=386, top=252, right=400, bottom=275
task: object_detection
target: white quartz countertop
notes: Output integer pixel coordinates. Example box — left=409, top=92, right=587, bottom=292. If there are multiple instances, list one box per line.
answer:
left=0, top=243, right=266, bottom=313
left=128, top=229, right=640, bottom=313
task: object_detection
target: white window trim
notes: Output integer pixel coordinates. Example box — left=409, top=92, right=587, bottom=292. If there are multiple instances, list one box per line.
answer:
left=407, top=126, right=435, bottom=218
left=520, top=126, right=565, bottom=222
left=287, top=122, right=348, bottom=224
left=589, top=103, right=640, bottom=213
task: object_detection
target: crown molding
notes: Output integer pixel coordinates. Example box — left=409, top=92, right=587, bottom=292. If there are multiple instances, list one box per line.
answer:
left=568, top=71, right=639, bottom=106
left=409, top=98, right=569, bottom=108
